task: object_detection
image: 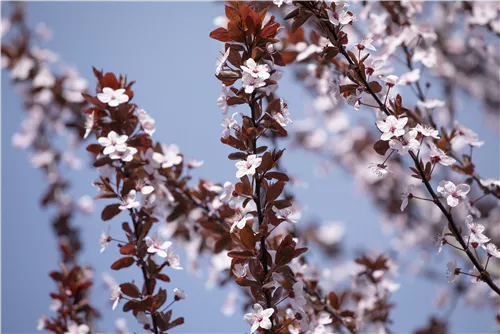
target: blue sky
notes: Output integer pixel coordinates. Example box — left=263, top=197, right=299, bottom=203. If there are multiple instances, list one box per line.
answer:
left=2, top=2, right=498, bottom=333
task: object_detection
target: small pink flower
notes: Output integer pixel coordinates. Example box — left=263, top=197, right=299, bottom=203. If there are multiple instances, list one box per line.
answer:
left=376, top=115, right=407, bottom=141
left=437, top=181, right=470, bottom=207
left=429, top=143, right=455, bottom=166
left=98, top=131, right=128, bottom=155
left=244, top=303, right=275, bottom=333
left=145, top=235, right=172, bottom=258
left=64, top=321, right=89, bottom=334
left=235, top=154, right=262, bottom=178
left=215, top=47, right=231, bottom=75
left=97, top=87, right=129, bottom=107
left=400, top=184, right=415, bottom=211
left=485, top=243, right=500, bottom=258
left=173, top=288, right=188, bottom=300
left=389, top=129, right=420, bottom=155
left=356, top=37, right=376, bottom=51
left=221, top=112, right=238, bottom=139
left=152, top=144, right=183, bottom=169
left=465, top=215, right=490, bottom=245
left=119, top=190, right=140, bottom=210
left=242, top=73, right=266, bottom=94
left=446, top=260, right=459, bottom=283
left=110, top=287, right=121, bottom=310
left=137, top=109, right=156, bottom=136
left=241, top=58, right=270, bottom=80
left=415, top=124, right=440, bottom=139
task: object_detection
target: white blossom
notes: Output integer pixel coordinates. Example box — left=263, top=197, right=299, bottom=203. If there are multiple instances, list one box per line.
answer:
left=465, top=215, right=490, bottom=245
left=400, top=184, right=415, bottom=211
left=241, top=58, right=270, bottom=80
left=242, top=72, right=266, bottom=94
left=145, top=235, right=172, bottom=258
left=429, top=142, right=455, bottom=166
left=235, top=154, right=262, bottom=178
left=65, top=322, right=89, bottom=334
left=217, top=85, right=229, bottom=115
left=485, top=243, right=500, bottom=258
left=152, top=144, right=183, bottom=169
left=389, top=129, right=420, bottom=155
left=221, top=112, right=238, bottom=139
left=244, top=304, right=275, bottom=333
left=376, top=115, right=407, bottom=141
left=173, top=288, right=188, bottom=300
left=446, top=260, right=459, bottom=283
left=437, top=181, right=470, bottom=207
left=415, top=124, right=440, bottom=139
left=97, top=87, right=129, bottom=107
left=216, top=47, right=230, bottom=75
left=119, top=190, right=140, bottom=210
left=98, top=131, right=128, bottom=155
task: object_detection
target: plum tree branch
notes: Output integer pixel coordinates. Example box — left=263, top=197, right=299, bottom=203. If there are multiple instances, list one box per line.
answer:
left=303, top=2, right=500, bottom=296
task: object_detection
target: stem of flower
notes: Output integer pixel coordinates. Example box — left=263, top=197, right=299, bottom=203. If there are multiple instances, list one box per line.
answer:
left=485, top=256, right=491, bottom=270
left=160, top=300, right=176, bottom=313
left=446, top=243, right=466, bottom=252
left=470, top=193, right=487, bottom=205
left=382, top=149, right=395, bottom=165
left=411, top=196, right=434, bottom=202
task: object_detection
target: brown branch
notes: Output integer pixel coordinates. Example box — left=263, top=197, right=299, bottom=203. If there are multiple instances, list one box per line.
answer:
left=249, top=93, right=275, bottom=331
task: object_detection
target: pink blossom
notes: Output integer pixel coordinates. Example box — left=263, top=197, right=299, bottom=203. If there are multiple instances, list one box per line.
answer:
left=97, top=87, right=129, bottom=107
left=465, top=215, right=490, bottom=246
left=242, top=72, right=266, bottom=94
left=215, top=47, right=230, bottom=75
left=400, top=184, right=415, bottom=211
left=429, top=143, right=455, bottom=166
left=145, top=235, right=172, bottom=258
left=98, top=131, right=128, bottom=155
left=119, top=190, right=140, bottom=211
left=446, top=260, right=459, bottom=283
left=217, top=85, right=229, bottom=115
left=137, top=109, right=156, bottom=136
left=173, top=288, right=188, bottom=300
left=389, top=129, right=420, bottom=155
left=244, top=303, right=275, bottom=333
left=415, top=124, right=440, bottom=139
left=64, top=322, right=89, bottom=334
left=437, top=181, right=470, bottom=207
left=152, top=144, right=183, bottom=168
left=110, top=287, right=121, bottom=310
left=235, top=154, right=262, bottom=178
left=241, top=58, right=270, bottom=80
left=376, top=115, right=407, bottom=141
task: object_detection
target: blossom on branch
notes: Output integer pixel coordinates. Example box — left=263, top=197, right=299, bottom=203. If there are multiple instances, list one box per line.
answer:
left=437, top=181, right=470, bottom=207
left=241, top=58, right=270, bottom=80
left=235, top=154, right=262, bottom=178
left=376, top=115, right=407, bottom=141
left=97, top=87, right=129, bottom=107
left=244, top=303, right=275, bottom=333
left=465, top=215, right=490, bottom=246
left=389, top=129, right=420, bottom=155
left=429, top=143, right=455, bottom=166
left=119, top=190, right=140, bottom=210
left=98, top=131, right=128, bottom=155
left=145, top=235, right=172, bottom=258
left=152, top=144, right=183, bottom=169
